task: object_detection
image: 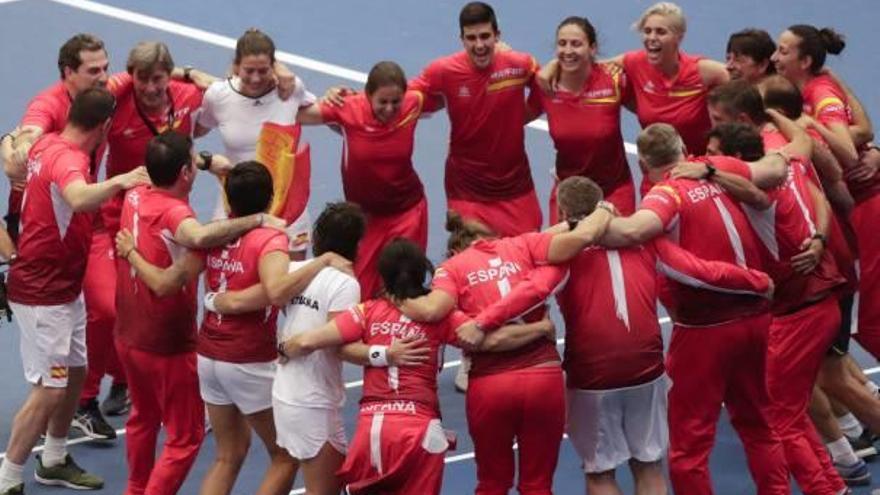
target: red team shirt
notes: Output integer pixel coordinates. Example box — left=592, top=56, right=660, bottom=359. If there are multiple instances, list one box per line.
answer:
left=527, top=63, right=631, bottom=194
left=431, top=232, right=559, bottom=376
left=640, top=160, right=770, bottom=326
left=705, top=154, right=845, bottom=313
left=115, top=186, right=199, bottom=354
left=623, top=50, right=712, bottom=156
left=10, top=75, right=133, bottom=218
left=8, top=134, right=95, bottom=305
left=410, top=50, right=538, bottom=200
left=802, top=75, right=880, bottom=203
left=198, top=228, right=289, bottom=363
left=335, top=299, right=470, bottom=417
left=319, top=91, right=429, bottom=215
left=472, top=238, right=771, bottom=390
left=102, top=81, right=203, bottom=233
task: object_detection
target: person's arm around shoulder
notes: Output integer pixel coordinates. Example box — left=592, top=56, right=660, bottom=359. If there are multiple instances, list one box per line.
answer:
left=61, top=166, right=150, bottom=212
left=174, top=213, right=284, bottom=250
left=115, top=228, right=204, bottom=296
left=698, top=59, right=730, bottom=89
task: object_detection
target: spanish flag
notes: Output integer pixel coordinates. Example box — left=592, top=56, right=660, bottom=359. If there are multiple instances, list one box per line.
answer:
left=221, top=123, right=311, bottom=223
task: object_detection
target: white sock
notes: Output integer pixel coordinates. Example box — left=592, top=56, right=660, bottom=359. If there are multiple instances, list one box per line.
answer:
left=42, top=434, right=68, bottom=468
left=865, top=380, right=880, bottom=399
left=0, top=459, right=24, bottom=491
left=827, top=436, right=859, bottom=465
left=838, top=412, right=864, bottom=439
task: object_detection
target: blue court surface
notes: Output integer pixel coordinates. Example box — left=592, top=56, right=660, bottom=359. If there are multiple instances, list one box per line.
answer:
left=1, top=0, right=879, bottom=493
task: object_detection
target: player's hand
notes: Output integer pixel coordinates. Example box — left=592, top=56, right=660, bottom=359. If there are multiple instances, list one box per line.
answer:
left=671, top=161, right=709, bottom=180
left=387, top=335, right=431, bottom=366
left=260, top=214, right=287, bottom=231
left=10, top=180, right=25, bottom=192
left=320, top=252, right=354, bottom=276
left=795, top=114, right=817, bottom=130
left=322, top=86, right=354, bottom=107
left=791, top=236, right=824, bottom=274
left=536, top=59, right=559, bottom=95
left=274, top=62, right=297, bottom=101
left=765, top=277, right=775, bottom=300
left=189, top=69, right=218, bottom=91
left=455, top=321, right=486, bottom=351
left=846, top=147, right=880, bottom=184
left=116, top=166, right=151, bottom=190
left=206, top=153, right=233, bottom=176
left=495, top=40, right=512, bottom=53
left=537, top=318, right=556, bottom=342
left=115, top=229, right=135, bottom=259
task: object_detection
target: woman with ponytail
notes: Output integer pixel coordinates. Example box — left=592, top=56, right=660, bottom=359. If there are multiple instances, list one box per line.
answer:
left=773, top=25, right=880, bottom=363
left=276, top=239, right=554, bottom=494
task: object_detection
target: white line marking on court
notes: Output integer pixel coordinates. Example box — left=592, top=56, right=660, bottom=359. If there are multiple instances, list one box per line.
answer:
left=47, top=0, right=640, bottom=156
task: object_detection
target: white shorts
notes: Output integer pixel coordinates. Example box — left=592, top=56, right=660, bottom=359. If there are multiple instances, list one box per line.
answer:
left=273, top=399, right=347, bottom=460
left=197, top=355, right=275, bottom=415
left=212, top=187, right=310, bottom=253
left=566, top=375, right=668, bottom=474
left=10, top=296, right=87, bottom=388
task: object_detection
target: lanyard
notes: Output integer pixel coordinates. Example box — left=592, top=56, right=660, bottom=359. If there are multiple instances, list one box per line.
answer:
left=134, top=90, right=175, bottom=136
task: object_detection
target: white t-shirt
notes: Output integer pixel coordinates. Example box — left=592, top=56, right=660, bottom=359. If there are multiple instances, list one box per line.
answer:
left=199, top=77, right=317, bottom=251
left=273, top=261, right=360, bottom=409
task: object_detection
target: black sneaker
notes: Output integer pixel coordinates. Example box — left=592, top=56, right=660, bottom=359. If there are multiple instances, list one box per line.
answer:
left=71, top=400, right=116, bottom=440
left=847, top=430, right=878, bottom=459
left=34, top=454, right=103, bottom=490
left=100, top=383, right=130, bottom=416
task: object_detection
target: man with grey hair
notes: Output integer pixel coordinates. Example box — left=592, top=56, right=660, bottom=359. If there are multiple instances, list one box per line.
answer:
left=599, top=122, right=793, bottom=494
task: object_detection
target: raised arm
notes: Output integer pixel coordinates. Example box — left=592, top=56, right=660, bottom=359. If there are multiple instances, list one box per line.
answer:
left=698, top=59, right=730, bottom=89
left=397, top=289, right=457, bottom=323
left=296, top=102, right=326, bottom=125
left=61, top=167, right=150, bottom=212
left=116, top=229, right=204, bottom=297
left=670, top=162, right=771, bottom=209
left=601, top=210, right=664, bottom=248
left=174, top=213, right=284, bottom=250
left=546, top=204, right=615, bottom=263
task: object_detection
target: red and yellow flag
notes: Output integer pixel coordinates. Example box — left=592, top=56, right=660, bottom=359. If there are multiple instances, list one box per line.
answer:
left=221, top=122, right=311, bottom=223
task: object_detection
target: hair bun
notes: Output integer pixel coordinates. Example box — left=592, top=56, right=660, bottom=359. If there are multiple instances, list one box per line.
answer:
left=445, top=210, right=465, bottom=233
left=819, top=27, right=846, bottom=55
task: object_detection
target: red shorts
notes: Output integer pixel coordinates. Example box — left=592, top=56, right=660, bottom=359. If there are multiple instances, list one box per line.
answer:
left=355, top=197, right=428, bottom=300
left=339, top=408, right=447, bottom=495
left=548, top=178, right=635, bottom=225
left=851, top=193, right=880, bottom=357
left=448, top=189, right=542, bottom=238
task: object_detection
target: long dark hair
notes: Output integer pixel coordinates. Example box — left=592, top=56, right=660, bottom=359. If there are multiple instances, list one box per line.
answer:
left=378, top=239, right=433, bottom=300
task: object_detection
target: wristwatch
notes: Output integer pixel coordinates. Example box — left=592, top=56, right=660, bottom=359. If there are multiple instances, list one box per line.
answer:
left=811, top=232, right=828, bottom=247
left=703, top=164, right=717, bottom=180
left=197, top=151, right=213, bottom=171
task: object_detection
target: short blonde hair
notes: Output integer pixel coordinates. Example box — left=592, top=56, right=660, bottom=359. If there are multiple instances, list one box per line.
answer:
left=126, top=41, right=174, bottom=75
left=636, top=124, right=685, bottom=169
left=634, top=2, right=686, bottom=35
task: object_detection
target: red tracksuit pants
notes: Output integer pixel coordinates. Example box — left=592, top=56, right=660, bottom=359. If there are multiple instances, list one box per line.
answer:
left=355, top=197, right=428, bottom=301
left=116, top=341, right=204, bottom=495
left=768, top=297, right=845, bottom=495
left=667, top=313, right=790, bottom=495
left=466, top=365, right=565, bottom=495
left=851, top=194, right=880, bottom=357
left=448, top=188, right=542, bottom=238
left=81, top=230, right=125, bottom=404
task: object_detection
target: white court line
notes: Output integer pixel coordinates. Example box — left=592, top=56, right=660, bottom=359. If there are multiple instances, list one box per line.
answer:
left=47, top=0, right=639, bottom=156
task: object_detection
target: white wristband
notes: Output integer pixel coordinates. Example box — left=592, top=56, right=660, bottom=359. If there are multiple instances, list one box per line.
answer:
left=368, top=345, right=389, bottom=367
left=204, top=292, right=218, bottom=313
